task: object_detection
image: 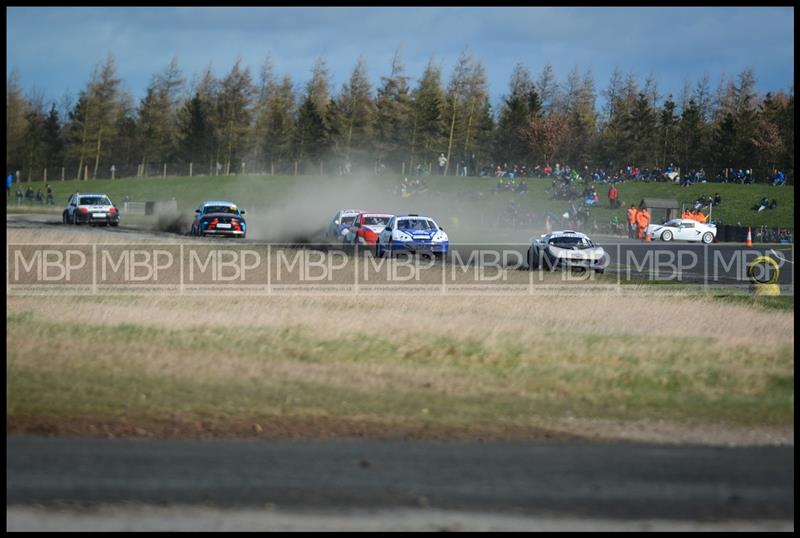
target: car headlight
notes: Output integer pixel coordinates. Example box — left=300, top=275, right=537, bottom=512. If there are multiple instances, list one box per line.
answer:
left=395, top=231, right=412, bottom=241
left=432, top=232, right=448, bottom=242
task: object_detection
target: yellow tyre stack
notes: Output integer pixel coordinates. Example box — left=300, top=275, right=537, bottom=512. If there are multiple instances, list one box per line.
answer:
left=747, top=255, right=781, bottom=296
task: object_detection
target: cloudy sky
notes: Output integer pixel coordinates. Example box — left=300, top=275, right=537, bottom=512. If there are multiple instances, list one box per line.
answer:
left=6, top=6, right=795, bottom=112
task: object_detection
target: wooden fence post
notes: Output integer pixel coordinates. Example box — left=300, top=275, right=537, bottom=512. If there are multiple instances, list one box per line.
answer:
left=189, top=162, right=193, bottom=177
left=163, top=163, right=167, bottom=178
left=294, top=161, right=298, bottom=176
left=61, top=167, right=65, bottom=181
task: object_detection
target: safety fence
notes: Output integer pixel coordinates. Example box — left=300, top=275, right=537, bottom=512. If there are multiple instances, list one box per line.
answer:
left=716, top=224, right=793, bottom=244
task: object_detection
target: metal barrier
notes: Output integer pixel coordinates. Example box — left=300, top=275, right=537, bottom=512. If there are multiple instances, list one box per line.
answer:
left=123, top=201, right=147, bottom=214
left=122, top=200, right=178, bottom=216
left=716, top=223, right=793, bottom=243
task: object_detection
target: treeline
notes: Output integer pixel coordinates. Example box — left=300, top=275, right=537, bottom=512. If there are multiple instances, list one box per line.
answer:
left=5, top=51, right=795, bottom=182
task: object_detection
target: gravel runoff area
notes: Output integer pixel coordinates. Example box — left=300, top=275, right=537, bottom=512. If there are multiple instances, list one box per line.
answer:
left=5, top=506, right=794, bottom=532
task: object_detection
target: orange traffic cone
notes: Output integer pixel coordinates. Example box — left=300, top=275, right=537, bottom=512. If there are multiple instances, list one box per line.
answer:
left=645, top=230, right=652, bottom=242
left=745, top=227, right=753, bottom=247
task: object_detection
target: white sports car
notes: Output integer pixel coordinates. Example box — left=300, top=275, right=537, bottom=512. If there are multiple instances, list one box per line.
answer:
left=528, top=230, right=606, bottom=273
left=647, top=219, right=716, bottom=244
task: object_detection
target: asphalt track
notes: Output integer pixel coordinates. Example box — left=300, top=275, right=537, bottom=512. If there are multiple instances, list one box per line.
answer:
left=7, top=213, right=795, bottom=288
left=6, top=436, right=794, bottom=522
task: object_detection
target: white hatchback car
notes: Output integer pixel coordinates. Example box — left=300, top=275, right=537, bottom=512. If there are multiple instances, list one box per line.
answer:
left=647, top=219, right=716, bottom=243
left=63, top=192, right=120, bottom=226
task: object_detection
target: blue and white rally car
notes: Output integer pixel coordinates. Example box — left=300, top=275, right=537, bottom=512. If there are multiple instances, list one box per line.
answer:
left=326, top=209, right=363, bottom=241
left=376, top=213, right=449, bottom=258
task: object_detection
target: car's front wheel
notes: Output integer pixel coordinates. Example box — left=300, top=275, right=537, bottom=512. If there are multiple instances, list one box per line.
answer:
left=62, top=211, right=69, bottom=224
left=661, top=230, right=673, bottom=242
left=702, top=232, right=714, bottom=244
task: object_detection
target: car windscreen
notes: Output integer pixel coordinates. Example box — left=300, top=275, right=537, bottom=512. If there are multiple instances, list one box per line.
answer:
left=364, top=216, right=391, bottom=226
left=397, top=218, right=435, bottom=231
left=79, top=196, right=111, bottom=206
left=204, top=205, right=239, bottom=215
left=549, top=236, right=590, bottom=249
left=341, top=215, right=357, bottom=225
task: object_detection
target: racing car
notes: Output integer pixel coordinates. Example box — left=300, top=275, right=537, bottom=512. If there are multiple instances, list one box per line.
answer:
left=646, top=219, right=716, bottom=244
left=190, top=200, right=247, bottom=238
left=326, top=209, right=363, bottom=241
left=528, top=230, right=606, bottom=273
left=376, top=213, right=449, bottom=258
left=63, top=192, right=120, bottom=226
left=342, top=212, right=395, bottom=246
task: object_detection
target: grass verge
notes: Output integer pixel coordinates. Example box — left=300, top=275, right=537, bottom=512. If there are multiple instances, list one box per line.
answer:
left=8, top=174, right=794, bottom=230
left=7, top=298, right=794, bottom=439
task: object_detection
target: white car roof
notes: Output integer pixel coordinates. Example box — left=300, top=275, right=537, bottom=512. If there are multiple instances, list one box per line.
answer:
left=663, top=219, right=714, bottom=226
left=396, top=215, right=437, bottom=227
left=543, top=230, right=591, bottom=240
left=397, top=215, right=434, bottom=221
left=338, top=209, right=362, bottom=216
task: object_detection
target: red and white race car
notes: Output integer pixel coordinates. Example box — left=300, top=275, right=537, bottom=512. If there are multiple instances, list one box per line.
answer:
left=343, top=212, right=395, bottom=246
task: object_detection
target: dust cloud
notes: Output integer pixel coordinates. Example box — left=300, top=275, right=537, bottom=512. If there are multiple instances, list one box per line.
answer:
left=151, top=173, right=549, bottom=244
left=236, top=174, right=544, bottom=244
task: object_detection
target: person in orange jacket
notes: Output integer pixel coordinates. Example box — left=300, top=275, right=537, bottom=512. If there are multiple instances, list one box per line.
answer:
left=627, top=204, right=638, bottom=239
left=636, top=208, right=650, bottom=239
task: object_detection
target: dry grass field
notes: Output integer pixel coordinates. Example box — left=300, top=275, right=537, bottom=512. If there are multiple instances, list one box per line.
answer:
left=6, top=228, right=795, bottom=444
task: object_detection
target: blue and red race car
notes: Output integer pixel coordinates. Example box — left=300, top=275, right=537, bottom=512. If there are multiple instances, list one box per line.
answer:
left=190, top=200, right=247, bottom=238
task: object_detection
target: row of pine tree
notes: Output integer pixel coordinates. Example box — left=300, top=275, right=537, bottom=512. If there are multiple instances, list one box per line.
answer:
left=6, top=51, right=794, bottom=182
